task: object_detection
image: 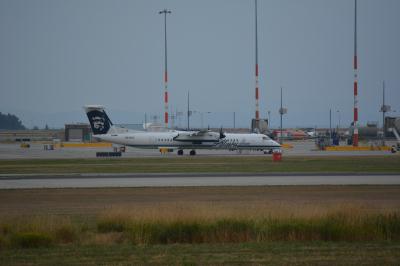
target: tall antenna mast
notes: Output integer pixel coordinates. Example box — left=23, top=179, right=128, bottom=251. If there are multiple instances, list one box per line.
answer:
left=382, top=81, right=385, bottom=144
left=352, top=0, right=359, bottom=146
left=254, top=0, right=260, bottom=121
left=159, top=9, right=172, bottom=129
left=187, top=91, right=190, bottom=130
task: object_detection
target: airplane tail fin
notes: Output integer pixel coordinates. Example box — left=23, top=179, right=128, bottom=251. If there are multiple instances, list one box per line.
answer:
left=83, top=105, right=113, bottom=135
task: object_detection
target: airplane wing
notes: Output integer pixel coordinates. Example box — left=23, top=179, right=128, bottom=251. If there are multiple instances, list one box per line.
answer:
left=190, top=129, right=213, bottom=136
left=173, top=130, right=221, bottom=142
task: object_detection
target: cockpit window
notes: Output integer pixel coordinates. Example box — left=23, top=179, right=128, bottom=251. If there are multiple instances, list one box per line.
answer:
left=262, top=137, right=268, bottom=140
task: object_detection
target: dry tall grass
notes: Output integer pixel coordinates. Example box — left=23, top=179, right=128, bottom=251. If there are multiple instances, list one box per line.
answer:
left=0, top=216, right=81, bottom=248
left=97, top=201, right=395, bottom=221
left=96, top=203, right=400, bottom=244
left=1, top=203, right=399, bottom=248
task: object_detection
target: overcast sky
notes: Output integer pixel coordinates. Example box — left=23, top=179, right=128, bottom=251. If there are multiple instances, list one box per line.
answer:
left=0, top=0, right=399, bottom=129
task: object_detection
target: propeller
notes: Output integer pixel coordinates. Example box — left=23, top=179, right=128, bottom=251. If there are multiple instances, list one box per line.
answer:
left=219, top=127, right=226, bottom=139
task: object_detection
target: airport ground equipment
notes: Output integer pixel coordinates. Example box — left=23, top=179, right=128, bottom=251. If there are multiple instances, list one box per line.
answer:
left=272, top=150, right=282, bottom=162
left=388, top=127, right=400, bottom=152
left=316, top=131, right=334, bottom=150
left=20, top=143, right=30, bottom=148
left=55, top=142, right=112, bottom=148
left=159, top=147, right=174, bottom=154
left=43, top=144, right=54, bottom=150
left=96, top=152, right=121, bottom=157
left=386, top=117, right=400, bottom=152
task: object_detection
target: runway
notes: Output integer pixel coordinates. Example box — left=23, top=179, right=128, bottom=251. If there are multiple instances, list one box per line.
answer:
left=0, top=140, right=397, bottom=159
left=1, top=173, right=399, bottom=189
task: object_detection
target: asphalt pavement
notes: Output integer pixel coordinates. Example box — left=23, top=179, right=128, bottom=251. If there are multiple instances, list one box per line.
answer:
left=1, top=173, right=399, bottom=189
left=0, top=140, right=397, bottom=159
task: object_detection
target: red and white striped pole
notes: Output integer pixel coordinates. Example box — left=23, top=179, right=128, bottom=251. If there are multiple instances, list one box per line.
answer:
left=353, top=0, right=359, bottom=146
left=164, top=68, right=169, bottom=128
left=159, top=9, right=171, bottom=129
left=255, top=0, right=260, bottom=120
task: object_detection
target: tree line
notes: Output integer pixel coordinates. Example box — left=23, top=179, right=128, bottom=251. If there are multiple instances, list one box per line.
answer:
left=0, top=112, right=26, bottom=130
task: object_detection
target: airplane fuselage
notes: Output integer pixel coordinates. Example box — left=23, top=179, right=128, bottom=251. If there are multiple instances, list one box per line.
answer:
left=95, top=131, right=280, bottom=151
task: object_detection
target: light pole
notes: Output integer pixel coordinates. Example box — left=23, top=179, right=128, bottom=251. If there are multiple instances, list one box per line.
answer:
left=200, top=112, right=211, bottom=129
left=144, top=113, right=147, bottom=130
left=336, top=110, right=341, bottom=130
left=329, top=109, right=332, bottom=140
left=380, top=81, right=391, bottom=145
left=159, top=9, right=172, bottom=129
left=278, top=87, right=287, bottom=144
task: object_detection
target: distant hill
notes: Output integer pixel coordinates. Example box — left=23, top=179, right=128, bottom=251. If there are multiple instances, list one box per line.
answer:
left=0, top=112, right=26, bottom=130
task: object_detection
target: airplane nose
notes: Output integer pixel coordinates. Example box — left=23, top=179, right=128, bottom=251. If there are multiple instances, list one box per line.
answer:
left=272, top=140, right=281, bottom=147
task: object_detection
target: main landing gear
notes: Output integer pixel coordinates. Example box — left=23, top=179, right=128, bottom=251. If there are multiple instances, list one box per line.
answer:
left=177, top=149, right=197, bottom=156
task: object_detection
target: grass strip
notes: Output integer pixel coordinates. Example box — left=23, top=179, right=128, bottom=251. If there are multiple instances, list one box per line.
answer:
left=0, top=156, right=399, bottom=174
left=1, top=242, right=400, bottom=265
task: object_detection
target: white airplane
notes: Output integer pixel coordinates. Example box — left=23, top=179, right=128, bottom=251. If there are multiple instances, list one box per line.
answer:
left=84, top=105, right=281, bottom=155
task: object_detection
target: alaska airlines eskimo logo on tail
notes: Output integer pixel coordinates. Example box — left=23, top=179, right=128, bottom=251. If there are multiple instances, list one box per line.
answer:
left=86, top=110, right=111, bottom=135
